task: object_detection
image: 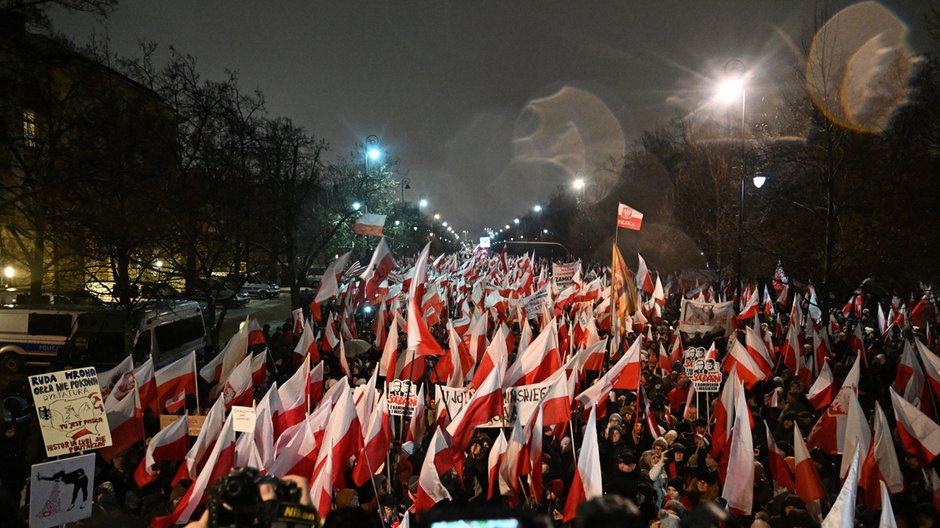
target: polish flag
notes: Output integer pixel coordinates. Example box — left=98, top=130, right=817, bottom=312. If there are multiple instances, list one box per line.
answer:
left=807, top=361, right=836, bottom=410
left=780, top=322, right=802, bottom=375
left=407, top=243, right=445, bottom=357
left=562, top=405, right=602, bottom=522
left=635, top=253, right=654, bottom=294
left=499, top=418, right=526, bottom=504
left=251, top=351, right=267, bottom=386
left=244, top=317, right=266, bottom=347
left=765, top=423, right=795, bottom=492
left=360, top=237, right=396, bottom=302
left=352, top=397, right=392, bottom=486
left=469, top=326, right=508, bottom=390
left=722, top=380, right=754, bottom=515
left=172, top=398, right=226, bottom=485
left=254, top=387, right=277, bottom=468
left=914, top=338, right=940, bottom=402
left=860, top=402, right=904, bottom=509
left=465, top=312, right=488, bottom=364
left=269, top=413, right=318, bottom=479
left=311, top=448, right=334, bottom=520
left=807, top=353, right=861, bottom=454
left=541, top=370, right=573, bottom=428
left=315, top=252, right=351, bottom=303
left=313, top=381, right=362, bottom=487
left=292, top=307, right=305, bottom=335
left=378, top=317, right=399, bottom=378
left=889, top=387, right=940, bottom=466
left=134, top=414, right=190, bottom=487
left=155, top=352, right=197, bottom=412
left=406, top=384, right=427, bottom=447
left=710, top=370, right=742, bottom=459
left=373, top=301, right=387, bottom=349
left=839, top=387, right=870, bottom=478
left=164, top=391, right=186, bottom=413
left=669, top=332, right=684, bottom=365
left=821, top=445, right=861, bottom=528
left=234, top=426, right=263, bottom=469
left=527, top=407, right=544, bottom=502
left=351, top=213, right=387, bottom=237
left=151, top=414, right=236, bottom=528
left=99, top=386, right=143, bottom=462
left=504, top=321, right=560, bottom=387
left=744, top=325, right=773, bottom=379
left=722, top=336, right=765, bottom=388
left=201, top=327, right=248, bottom=386
left=293, top=322, right=320, bottom=362
left=447, top=359, right=504, bottom=455
left=487, top=430, right=508, bottom=500
left=415, top=427, right=453, bottom=513
left=446, top=320, right=473, bottom=387
left=575, top=336, right=643, bottom=416
left=320, top=312, right=340, bottom=352
left=794, top=426, right=825, bottom=505
left=132, top=357, right=158, bottom=414
left=275, top=357, right=309, bottom=438
left=98, top=355, right=133, bottom=399
left=879, top=481, right=898, bottom=528
left=221, top=354, right=254, bottom=409
left=309, top=361, right=324, bottom=405
left=738, top=288, right=759, bottom=320
left=653, top=275, right=666, bottom=307
left=338, top=339, right=352, bottom=380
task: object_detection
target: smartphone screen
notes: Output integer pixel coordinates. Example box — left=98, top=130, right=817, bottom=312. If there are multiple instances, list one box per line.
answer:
left=431, top=520, right=521, bottom=528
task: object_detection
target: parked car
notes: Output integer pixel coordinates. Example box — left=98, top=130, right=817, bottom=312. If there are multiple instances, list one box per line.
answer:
left=0, top=305, right=99, bottom=373
left=238, top=277, right=280, bottom=299
left=189, top=286, right=249, bottom=308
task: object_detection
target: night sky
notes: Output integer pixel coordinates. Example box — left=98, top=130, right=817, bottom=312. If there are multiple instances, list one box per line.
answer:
left=51, top=0, right=935, bottom=234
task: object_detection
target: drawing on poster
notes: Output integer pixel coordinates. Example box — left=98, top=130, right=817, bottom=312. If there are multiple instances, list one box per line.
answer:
left=29, top=453, right=95, bottom=528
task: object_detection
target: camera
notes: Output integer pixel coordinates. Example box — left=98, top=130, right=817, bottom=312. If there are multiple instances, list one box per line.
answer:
left=207, top=467, right=316, bottom=528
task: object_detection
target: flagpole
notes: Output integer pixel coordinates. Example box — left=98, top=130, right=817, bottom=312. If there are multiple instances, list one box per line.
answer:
left=192, top=352, right=201, bottom=414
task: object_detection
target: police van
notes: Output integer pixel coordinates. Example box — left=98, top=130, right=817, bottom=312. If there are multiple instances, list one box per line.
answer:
left=0, top=306, right=95, bottom=373
left=55, top=301, right=208, bottom=371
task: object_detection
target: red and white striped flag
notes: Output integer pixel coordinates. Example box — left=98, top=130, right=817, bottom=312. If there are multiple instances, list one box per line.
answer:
left=447, top=358, right=504, bottom=454
left=487, top=430, right=508, bottom=500
left=99, top=386, right=143, bottom=463
left=860, top=402, right=903, bottom=509
left=794, top=426, right=825, bottom=506
left=415, top=427, right=453, bottom=512
left=889, top=387, right=940, bottom=466
left=134, top=413, right=189, bottom=487
left=351, top=213, right=387, bottom=237
left=563, top=404, right=602, bottom=522
left=155, top=351, right=196, bottom=413
left=721, top=380, right=754, bottom=515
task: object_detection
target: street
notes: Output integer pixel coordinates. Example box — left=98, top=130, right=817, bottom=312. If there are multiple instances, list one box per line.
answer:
left=214, top=292, right=293, bottom=344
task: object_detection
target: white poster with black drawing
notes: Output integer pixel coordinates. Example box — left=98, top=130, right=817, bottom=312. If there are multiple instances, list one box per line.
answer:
left=29, top=454, right=95, bottom=528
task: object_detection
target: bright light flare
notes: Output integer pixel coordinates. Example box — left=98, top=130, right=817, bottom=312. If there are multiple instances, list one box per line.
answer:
left=572, top=178, right=585, bottom=190
left=716, top=77, right=745, bottom=103
left=367, top=148, right=381, bottom=161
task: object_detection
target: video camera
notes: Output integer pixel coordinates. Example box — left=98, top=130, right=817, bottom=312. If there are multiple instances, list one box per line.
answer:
left=207, top=467, right=316, bottom=528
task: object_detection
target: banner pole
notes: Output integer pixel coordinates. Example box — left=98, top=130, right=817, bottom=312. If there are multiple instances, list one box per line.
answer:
left=193, top=353, right=201, bottom=414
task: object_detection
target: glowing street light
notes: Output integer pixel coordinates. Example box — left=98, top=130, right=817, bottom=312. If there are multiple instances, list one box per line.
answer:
left=419, top=198, right=429, bottom=208
left=572, top=178, right=585, bottom=190
left=352, top=201, right=362, bottom=211
left=442, top=221, right=448, bottom=227
left=504, top=224, right=510, bottom=230
left=513, top=218, right=520, bottom=225
left=3, top=266, right=14, bottom=279
left=533, top=204, right=542, bottom=213
left=433, top=213, right=441, bottom=221
left=752, top=172, right=767, bottom=189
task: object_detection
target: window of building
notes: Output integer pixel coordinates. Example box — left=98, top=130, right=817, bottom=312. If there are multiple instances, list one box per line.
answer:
left=23, top=109, right=37, bottom=147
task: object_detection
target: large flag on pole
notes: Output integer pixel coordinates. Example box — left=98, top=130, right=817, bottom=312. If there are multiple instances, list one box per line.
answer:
left=616, top=203, right=643, bottom=230
left=563, top=404, right=603, bottom=522
left=611, top=243, right=637, bottom=337
left=351, top=213, right=387, bottom=236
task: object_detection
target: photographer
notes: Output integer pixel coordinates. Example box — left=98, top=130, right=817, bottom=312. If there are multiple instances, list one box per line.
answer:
left=183, top=470, right=313, bottom=528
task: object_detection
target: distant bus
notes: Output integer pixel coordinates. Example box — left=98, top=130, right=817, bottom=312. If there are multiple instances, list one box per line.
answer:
left=0, top=306, right=97, bottom=373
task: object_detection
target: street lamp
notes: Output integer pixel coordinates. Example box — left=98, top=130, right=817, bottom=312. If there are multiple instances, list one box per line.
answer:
left=752, top=172, right=767, bottom=189
left=572, top=178, right=585, bottom=190
left=433, top=213, right=441, bottom=221
left=364, top=135, right=381, bottom=176
left=352, top=201, right=362, bottom=211
left=399, top=177, right=411, bottom=203
left=419, top=197, right=429, bottom=208
left=513, top=218, right=520, bottom=225
left=533, top=204, right=542, bottom=213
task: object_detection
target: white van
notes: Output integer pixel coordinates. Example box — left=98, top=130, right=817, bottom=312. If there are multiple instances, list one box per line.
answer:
left=56, top=301, right=208, bottom=371
left=0, top=306, right=96, bottom=373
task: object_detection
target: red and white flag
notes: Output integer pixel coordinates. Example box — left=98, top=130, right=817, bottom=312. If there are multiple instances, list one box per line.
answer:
left=563, top=405, right=603, bottom=522
left=889, top=387, right=940, bottom=466
left=221, top=354, right=254, bottom=409
left=794, top=426, right=825, bottom=506
left=469, top=326, right=508, bottom=390
left=807, top=361, right=836, bottom=410
left=313, top=381, right=362, bottom=487
left=352, top=397, right=392, bottom=486
left=487, top=430, right=508, bottom=500
left=269, top=413, right=318, bottom=479
left=765, top=423, right=795, bottom=492
left=722, top=380, right=754, bottom=515
left=173, top=398, right=225, bottom=485
left=293, top=322, right=320, bottom=362
left=722, top=335, right=765, bottom=388
left=351, top=213, right=387, bottom=237
left=616, top=203, right=643, bottom=230
left=275, top=356, right=309, bottom=438
left=407, top=243, right=445, bottom=357
left=414, top=427, right=453, bottom=513
left=99, top=386, right=143, bottom=463
left=504, top=321, right=560, bottom=387
left=807, top=353, right=861, bottom=454
left=360, top=237, right=396, bottom=301
left=134, top=413, right=190, bottom=487
left=98, top=355, right=133, bottom=399
left=447, top=359, right=504, bottom=454
left=152, top=414, right=236, bottom=528
left=155, top=351, right=197, bottom=413
left=635, top=253, right=653, bottom=294
left=201, top=327, right=248, bottom=385
left=860, top=402, right=903, bottom=509
left=311, top=448, right=334, bottom=519
left=315, top=252, right=351, bottom=303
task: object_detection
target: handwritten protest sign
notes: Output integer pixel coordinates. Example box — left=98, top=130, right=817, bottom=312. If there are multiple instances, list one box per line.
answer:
left=552, top=262, right=578, bottom=290
left=29, top=367, right=111, bottom=457
left=522, top=285, right=551, bottom=320
left=437, top=377, right=555, bottom=427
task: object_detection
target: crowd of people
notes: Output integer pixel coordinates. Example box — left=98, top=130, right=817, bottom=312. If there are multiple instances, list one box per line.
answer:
left=0, top=251, right=939, bottom=528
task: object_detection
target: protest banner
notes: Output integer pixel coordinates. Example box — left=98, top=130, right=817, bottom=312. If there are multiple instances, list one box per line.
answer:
left=386, top=379, right=418, bottom=417
left=522, top=284, right=551, bottom=320
left=159, top=414, right=206, bottom=436
left=552, top=262, right=578, bottom=290
left=29, top=453, right=95, bottom=528
left=437, top=378, right=554, bottom=427
left=682, top=347, right=707, bottom=377
left=29, top=367, right=111, bottom=457
left=231, top=406, right=257, bottom=433
left=678, top=299, right=735, bottom=334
